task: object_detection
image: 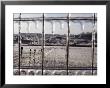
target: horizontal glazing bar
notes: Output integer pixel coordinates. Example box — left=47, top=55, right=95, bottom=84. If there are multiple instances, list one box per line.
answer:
left=13, top=17, right=97, bottom=21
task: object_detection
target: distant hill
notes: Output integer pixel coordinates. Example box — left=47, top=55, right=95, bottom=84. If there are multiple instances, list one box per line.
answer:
left=13, top=32, right=97, bottom=46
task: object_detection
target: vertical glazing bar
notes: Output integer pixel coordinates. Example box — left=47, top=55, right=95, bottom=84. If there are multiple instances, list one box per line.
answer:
left=18, top=13, right=21, bottom=75
left=29, top=49, right=31, bottom=67
left=66, top=13, right=70, bottom=75
left=92, top=13, right=95, bottom=75
left=42, top=13, right=44, bottom=75
left=33, top=49, right=36, bottom=71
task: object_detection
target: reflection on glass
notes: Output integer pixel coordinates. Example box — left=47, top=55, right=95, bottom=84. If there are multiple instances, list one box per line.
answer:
left=44, top=14, right=67, bottom=70
left=69, top=19, right=94, bottom=69
left=13, top=14, right=43, bottom=75
left=13, top=13, right=97, bottom=75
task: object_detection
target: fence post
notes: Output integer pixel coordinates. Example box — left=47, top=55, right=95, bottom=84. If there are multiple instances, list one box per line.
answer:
left=18, top=13, right=21, bottom=75
left=42, top=13, right=44, bottom=75
left=92, top=13, right=96, bottom=75
left=66, top=13, right=70, bottom=75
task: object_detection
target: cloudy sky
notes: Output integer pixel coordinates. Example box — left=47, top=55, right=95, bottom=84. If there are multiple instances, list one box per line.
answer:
left=14, top=13, right=97, bottom=35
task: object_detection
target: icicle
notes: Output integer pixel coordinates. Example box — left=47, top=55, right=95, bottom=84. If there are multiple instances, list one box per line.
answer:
left=53, top=21, right=55, bottom=35
left=69, top=13, right=72, bottom=17
left=50, top=21, right=55, bottom=35
left=82, top=22, right=85, bottom=31
left=26, top=21, right=30, bottom=33
left=61, top=22, right=64, bottom=30
left=80, top=21, right=85, bottom=32
left=34, top=21, right=39, bottom=30
left=60, top=21, right=64, bottom=30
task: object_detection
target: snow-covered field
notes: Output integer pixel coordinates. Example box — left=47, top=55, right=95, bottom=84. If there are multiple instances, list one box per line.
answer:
left=13, top=45, right=97, bottom=75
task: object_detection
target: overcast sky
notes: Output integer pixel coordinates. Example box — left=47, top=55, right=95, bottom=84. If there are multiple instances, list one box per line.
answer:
left=14, top=13, right=97, bottom=35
